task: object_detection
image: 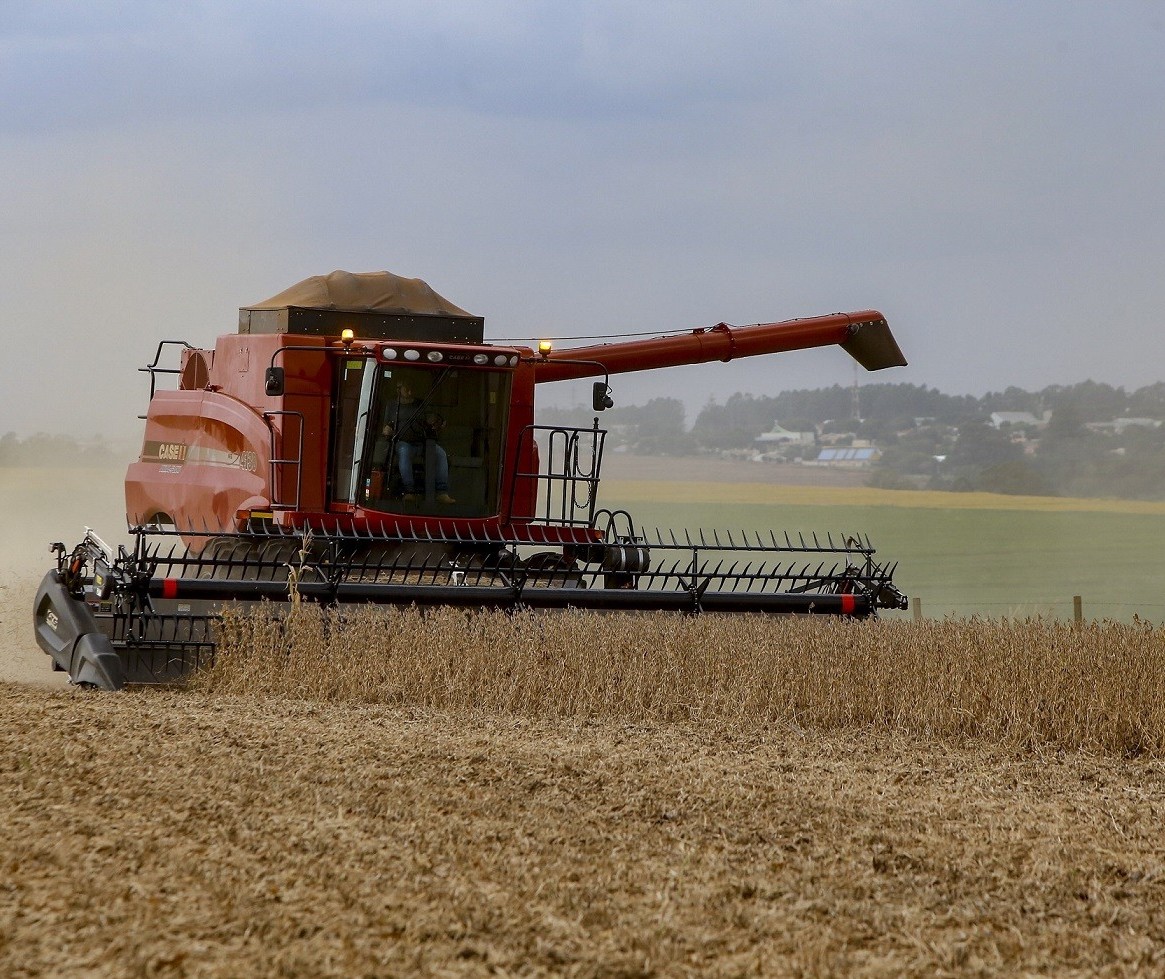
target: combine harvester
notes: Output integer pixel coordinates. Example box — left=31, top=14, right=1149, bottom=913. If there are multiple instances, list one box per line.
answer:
left=34, top=271, right=909, bottom=690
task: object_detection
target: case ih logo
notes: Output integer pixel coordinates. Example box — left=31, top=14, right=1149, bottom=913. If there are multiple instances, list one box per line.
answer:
left=144, top=442, right=188, bottom=464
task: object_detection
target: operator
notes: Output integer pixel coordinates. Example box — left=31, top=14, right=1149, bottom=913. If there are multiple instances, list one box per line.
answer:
left=380, top=380, right=455, bottom=504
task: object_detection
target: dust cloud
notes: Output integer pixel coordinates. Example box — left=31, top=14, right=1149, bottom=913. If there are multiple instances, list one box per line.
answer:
left=0, top=466, right=128, bottom=686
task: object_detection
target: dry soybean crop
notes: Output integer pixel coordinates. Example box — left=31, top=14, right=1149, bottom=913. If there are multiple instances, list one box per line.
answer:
left=4, top=610, right=1165, bottom=976
left=209, top=607, right=1165, bottom=756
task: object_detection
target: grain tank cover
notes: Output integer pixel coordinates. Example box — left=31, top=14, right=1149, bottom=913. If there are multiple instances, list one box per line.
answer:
left=239, top=269, right=484, bottom=343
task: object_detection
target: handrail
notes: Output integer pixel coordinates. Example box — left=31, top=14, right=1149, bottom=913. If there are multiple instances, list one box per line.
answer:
left=263, top=410, right=305, bottom=510
left=137, top=340, right=195, bottom=412
left=508, top=420, right=606, bottom=528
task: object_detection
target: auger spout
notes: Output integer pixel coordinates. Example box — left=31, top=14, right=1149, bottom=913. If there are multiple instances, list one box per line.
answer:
left=532, top=311, right=906, bottom=383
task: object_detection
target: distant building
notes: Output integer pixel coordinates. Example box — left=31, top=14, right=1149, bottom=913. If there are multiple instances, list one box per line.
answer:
left=1086, top=417, right=1163, bottom=435
left=989, top=411, right=1046, bottom=429
left=806, top=446, right=879, bottom=468
left=754, top=422, right=816, bottom=447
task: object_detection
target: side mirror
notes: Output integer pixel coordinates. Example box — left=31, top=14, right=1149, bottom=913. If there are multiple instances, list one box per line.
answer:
left=264, top=367, right=285, bottom=397
left=592, top=381, right=614, bottom=412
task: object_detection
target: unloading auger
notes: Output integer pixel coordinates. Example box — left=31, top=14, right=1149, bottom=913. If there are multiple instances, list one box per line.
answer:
left=34, top=270, right=908, bottom=690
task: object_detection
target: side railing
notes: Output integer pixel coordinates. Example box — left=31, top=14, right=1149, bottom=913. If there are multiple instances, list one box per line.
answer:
left=263, top=410, right=305, bottom=511
left=509, top=421, right=607, bottom=528
left=137, top=340, right=195, bottom=415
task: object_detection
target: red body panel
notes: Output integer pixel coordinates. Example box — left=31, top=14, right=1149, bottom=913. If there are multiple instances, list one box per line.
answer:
left=126, top=389, right=272, bottom=535
left=127, top=334, right=333, bottom=548
left=504, top=362, right=539, bottom=523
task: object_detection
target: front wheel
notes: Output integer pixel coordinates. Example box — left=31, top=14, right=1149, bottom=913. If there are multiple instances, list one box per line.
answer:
left=522, top=551, right=585, bottom=589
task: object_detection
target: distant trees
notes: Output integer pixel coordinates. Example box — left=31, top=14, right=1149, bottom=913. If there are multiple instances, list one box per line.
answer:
left=946, top=421, right=1023, bottom=470
left=607, top=398, right=695, bottom=455
left=977, top=461, right=1055, bottom=496
left=538, top=398, right=695, bottom=455
left=1043, top=381, right=1129, bottom=423
left=691, top=394, right=779, bottom=449
left=1128, top=382, right=1165, bottom=417
left=931, top=421, right=1038, bottom=493
left=979, top=386, right=1041, bottom=414
left=524, top=378, right=1165, bottom=499
left=0, top=432, right=119, bottom=467
left=764, top=382, right=981, bottom=426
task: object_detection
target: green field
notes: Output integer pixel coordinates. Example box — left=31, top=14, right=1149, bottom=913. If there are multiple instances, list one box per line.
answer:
left=4, top=467, right=1161, bottom=624
left=599, top=489, right=1165, bottom=624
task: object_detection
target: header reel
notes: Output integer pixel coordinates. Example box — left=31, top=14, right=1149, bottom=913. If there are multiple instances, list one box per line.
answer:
left=33, top=516, right=906, bottom=691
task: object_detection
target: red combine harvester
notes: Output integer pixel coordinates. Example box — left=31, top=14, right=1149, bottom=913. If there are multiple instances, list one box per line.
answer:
left=34, top=270, right=908, bottom=690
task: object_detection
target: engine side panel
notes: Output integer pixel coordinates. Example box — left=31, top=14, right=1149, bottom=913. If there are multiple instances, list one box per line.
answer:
left=126, top=390, right=272, bottom=537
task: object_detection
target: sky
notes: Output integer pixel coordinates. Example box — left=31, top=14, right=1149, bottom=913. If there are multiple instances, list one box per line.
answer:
left=2, top=1, right=1163, bottom=437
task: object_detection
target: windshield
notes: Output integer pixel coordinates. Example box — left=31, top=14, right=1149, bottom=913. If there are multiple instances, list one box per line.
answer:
left=331, top=360, right=511, bottom=518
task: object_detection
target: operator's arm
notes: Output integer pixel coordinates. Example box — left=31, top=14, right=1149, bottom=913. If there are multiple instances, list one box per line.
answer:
left=381, top=401, right=398, bottom=438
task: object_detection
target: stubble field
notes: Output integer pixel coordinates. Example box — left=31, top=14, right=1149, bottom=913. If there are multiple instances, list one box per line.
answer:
left=5, top=671, right=1165, bottom=977
left=3, top=462, right=1165, bottom=975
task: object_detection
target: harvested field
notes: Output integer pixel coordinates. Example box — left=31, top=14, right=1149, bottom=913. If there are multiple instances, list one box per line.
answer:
left=4, top=679, right=1165, bottom=977
left=5, top=466, right=1165, bottom=974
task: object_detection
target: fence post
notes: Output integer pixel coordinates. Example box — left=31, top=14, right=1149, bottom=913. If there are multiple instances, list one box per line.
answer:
left=1073, top=595, right=1082, bottom=625
left=912, top=596, right=922, bottom=622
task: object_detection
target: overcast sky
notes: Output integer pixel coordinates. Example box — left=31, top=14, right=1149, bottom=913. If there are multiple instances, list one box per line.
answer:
left=2, top=1, right=1163, bottom=437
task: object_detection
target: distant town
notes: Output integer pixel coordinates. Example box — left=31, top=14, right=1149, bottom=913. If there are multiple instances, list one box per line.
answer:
left=540, top=380, right=1165, bottom=500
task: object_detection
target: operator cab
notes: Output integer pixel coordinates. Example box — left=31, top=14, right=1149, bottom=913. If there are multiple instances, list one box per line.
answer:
left=330, top=354, right=514, bottom=518
left=238, top=272, right=605, bottom=530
